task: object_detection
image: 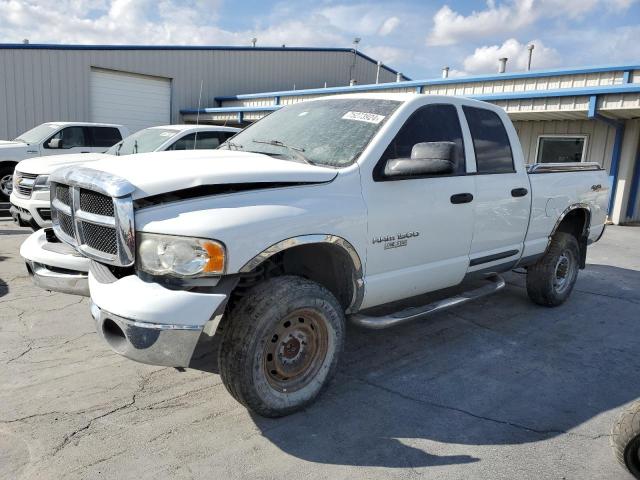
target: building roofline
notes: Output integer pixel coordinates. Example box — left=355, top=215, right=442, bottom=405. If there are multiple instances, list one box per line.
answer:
left=0, top=43, right=408, bottom=80
left=180, top=83, right=640, bottom=115
left=213, top=63, right=639, bottom=102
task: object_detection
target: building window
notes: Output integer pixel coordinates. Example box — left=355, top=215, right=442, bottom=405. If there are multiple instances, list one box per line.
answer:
left=536, top=136, right=587, bottom=163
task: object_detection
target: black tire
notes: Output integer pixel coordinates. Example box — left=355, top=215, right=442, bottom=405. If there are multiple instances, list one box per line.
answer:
left=611, top=401, right=640, bottom=479
left=526, top=232, right=580, bottom=307
left=218, top=275, right=345, bottom=417
left=0, top=164, right=15, bottom=201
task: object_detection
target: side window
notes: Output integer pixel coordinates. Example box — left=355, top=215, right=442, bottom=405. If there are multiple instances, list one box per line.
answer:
left=169, top=132, right=224, bottom=150
left=376, top=104, right=465, bottom=179
left=462, top=106, right=515, bottom=174
left=45, top=126, right=87, bottom=149
left=91, top=127, right=122, bottom=148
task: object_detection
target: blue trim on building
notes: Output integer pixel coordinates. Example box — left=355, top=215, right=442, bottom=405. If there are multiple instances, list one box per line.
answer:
left=608, top=124, right=626, bottom=214
left=181, top=105, right=280, bottom=114
left=0, top=43, right=406, bottom=80
left=214, top=64, right=640, bottom=102
left=182, top=84, right=640, bottom=115
left=588, top=96, right=597, bottom=118
left=626, top=148, right=640, bottom=220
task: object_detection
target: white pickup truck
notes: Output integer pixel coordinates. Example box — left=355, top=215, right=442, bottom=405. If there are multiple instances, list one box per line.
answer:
left=11, top=124, right=240, bottom=230
left=1, top=122, right=128, bottom=201
left=24, top=94, right=608, bottom=417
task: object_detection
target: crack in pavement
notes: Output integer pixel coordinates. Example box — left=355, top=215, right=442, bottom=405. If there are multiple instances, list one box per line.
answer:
left=343, top=373, right=609, bottom=441
left=5, top=341, right=34, bottom=364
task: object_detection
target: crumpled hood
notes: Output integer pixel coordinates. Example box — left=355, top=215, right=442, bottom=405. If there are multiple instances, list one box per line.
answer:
left=54, top=149, right=338, bottom=199
left=17, top=153, right=109, bottom=175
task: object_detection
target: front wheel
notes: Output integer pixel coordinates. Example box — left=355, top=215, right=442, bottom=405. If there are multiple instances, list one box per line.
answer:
left=0, top=165, right=15, bottom=201
left=526, top=232, right=580, bottom=307
left=611, top=401, right=640, bottom=479
left=218, top=275, right=345, bottom=417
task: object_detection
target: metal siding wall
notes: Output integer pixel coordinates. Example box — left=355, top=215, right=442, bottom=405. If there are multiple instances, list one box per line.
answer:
left=513, top=119, right=615, bottom=168
left=0, top=48, right=391, bottom=139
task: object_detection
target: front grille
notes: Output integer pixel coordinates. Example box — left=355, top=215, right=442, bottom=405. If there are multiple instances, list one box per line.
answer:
left=50, top=177, right=135, bottom=266
left=58, top=211, right=75, bottom=237
left=14, top=171, right=37, bottom=198
left=55, top=184, right=71, bottom=206
left=80, top=189, right=114, bottom=216
left=83, top=223, right=118, bottom=255
left=37, top=208, right=51, bottom=221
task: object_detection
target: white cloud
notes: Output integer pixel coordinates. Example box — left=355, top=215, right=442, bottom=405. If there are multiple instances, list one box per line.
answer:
left=427, top=1, right=536, bottom=46
left=427, top=0, right=637, bottom=46
left=378, top=16, right=400, bottom=36
left=462, top=38, right=561, bottom=74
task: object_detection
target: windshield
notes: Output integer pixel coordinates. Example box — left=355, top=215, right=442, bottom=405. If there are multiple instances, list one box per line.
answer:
left=220, top=99, right=401, bottom=167
left=14, top=123, right=61, bottom=144
left=106, top=128, right=180, bottom=155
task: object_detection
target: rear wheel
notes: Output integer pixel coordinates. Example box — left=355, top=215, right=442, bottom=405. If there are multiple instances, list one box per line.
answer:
left=218, top=275, right=345, bottom=417
left=0, top=165, right=14, bottom=201
left=611, top=401, right=640, bottom=479
left=526, top=232, right=580, bottom=307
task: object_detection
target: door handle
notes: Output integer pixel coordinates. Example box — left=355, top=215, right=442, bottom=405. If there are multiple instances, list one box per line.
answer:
left=450, top=193, right=474, bottom=204
left=511, top=187, right=528, bottom=197
left=81, top=151, right=90, bottom=153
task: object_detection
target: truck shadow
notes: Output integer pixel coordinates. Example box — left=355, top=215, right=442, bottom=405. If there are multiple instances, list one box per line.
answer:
left=191, top=264, right=640, bottom=468
left=0, top=254, right=9, bottom=298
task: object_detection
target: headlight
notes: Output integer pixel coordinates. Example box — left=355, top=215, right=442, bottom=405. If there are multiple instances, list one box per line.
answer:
left=137, top=232, right=225, bottom=277
left=33, top=175, right=50, bottom=191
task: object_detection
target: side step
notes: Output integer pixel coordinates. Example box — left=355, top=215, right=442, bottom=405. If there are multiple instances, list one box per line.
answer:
left=350, top=274, right=506, bottom=329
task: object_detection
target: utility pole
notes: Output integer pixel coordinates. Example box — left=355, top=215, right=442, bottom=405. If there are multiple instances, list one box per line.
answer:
left=527, top=44, right=535, bottom=71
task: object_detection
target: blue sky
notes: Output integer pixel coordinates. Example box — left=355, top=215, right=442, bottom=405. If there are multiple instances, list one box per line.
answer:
left=1, top=0, right=639, bottom=79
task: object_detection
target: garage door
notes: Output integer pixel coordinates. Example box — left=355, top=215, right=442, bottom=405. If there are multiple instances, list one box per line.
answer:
left=90, top=69, right=171, bottom=134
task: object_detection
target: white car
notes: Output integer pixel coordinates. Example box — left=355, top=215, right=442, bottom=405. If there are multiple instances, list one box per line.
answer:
left=24, top=94, right=608, bottom=417
left=11, top=124, right=240, bottom=229
left=1, top=122, right=128, bottom=201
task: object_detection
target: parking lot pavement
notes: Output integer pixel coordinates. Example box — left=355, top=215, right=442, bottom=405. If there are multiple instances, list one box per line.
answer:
left=1, top=219, right=639, bottom=480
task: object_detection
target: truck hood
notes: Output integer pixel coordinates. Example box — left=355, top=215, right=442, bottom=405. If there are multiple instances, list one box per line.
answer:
left=0, top=140, right=28, bottom=155
left=57, top=150, right=338, bottom=199
left=17, top=153, right=109, bottom=175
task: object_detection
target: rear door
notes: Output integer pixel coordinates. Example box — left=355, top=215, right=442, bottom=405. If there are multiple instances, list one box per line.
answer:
left=462, top=105, right=530, bottom=271
left=361, top=103, right=476, bottom=306
left=89, top=127, right=123, bottom=152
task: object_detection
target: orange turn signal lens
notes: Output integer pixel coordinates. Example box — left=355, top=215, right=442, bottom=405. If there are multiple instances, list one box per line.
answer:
left=203, top=241, right=225, bottom=273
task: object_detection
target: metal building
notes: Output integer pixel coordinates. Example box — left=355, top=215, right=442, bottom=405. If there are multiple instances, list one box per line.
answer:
left=183, top=64, right=640, bottom=225
left=0, top=44, right=403, bottom=139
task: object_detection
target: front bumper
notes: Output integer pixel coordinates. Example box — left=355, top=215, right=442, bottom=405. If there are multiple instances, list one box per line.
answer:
left=20, top=228, right=90, bottom=296
left=25, top=260, right=89, bottom=296
left=90, top=302, right=204, bottom=367
left=10, top=190, right=52, bottom=229
left=89, top=272, right=228, bottom=367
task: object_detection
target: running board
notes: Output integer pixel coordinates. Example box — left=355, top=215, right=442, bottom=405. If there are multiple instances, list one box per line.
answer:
left=350, top=274, right=506, bottom=329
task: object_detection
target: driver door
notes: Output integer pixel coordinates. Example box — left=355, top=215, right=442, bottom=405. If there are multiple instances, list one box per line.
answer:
left=41, top=126, right=92, bottom=156
left=360, top=103, right=475, bottom=308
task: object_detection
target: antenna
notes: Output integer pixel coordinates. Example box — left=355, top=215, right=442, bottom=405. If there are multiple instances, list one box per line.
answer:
left=193, top=79, right=203, bottom=150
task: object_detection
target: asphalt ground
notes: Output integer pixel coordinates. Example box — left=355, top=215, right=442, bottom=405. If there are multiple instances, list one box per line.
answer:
left=1, top=219, right=639, bottom=479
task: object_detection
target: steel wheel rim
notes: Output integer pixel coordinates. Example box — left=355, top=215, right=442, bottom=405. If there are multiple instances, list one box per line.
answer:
left=263, top=308, right=329, bottom=393
left=553, top=250, right=575, bottom=294
left=0, top=174, right=12, bottom=196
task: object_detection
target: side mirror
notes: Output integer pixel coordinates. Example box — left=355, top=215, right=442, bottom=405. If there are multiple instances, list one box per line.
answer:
left=47, top=138, right=62, bottom=149
left=384, top=141, right=455, bottom=177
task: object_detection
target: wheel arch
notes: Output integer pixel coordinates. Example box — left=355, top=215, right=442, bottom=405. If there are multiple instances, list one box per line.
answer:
left=239, top=235, right=364, bottom=313
left=549, top=203, right=592, bottom=268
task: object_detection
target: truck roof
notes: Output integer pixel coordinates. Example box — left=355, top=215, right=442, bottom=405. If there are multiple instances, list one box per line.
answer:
left=309, top=92, right=503, bottom=111
left=43, top=121, right=125, bottom=128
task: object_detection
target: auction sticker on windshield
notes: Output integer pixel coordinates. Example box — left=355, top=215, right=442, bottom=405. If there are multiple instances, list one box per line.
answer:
left=342, top=111, right=385, bottom=124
